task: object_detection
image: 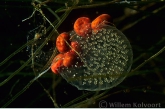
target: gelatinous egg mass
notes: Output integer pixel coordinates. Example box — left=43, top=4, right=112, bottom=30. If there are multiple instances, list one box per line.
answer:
left=59, top=25, right=133, bottom=91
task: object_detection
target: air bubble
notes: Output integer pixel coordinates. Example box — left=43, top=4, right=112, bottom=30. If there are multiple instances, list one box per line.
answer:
left=99, top=80, right=103, bottom=85
left=96, top=35, right=100, bottom=39
left=123, top=44, right=127, bottom=49
left=83, top=82, right=86, bottom=85
left=88, top=79, right=92, bottom=84
left=94, top=79, right=98, bottom=85
left=98, top=33, right=102, bottom=36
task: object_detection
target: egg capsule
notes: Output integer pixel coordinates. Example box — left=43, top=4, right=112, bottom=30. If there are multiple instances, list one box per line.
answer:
left=91, top=14, right=113, bottom=32
left=51, top=53, right=64, bottom=74
left=60, top=25, right=133, bottom=91
left=54, top=14, right=132, bottom=91
left=56, top=32, right=71, bottom=53
left=74, top=17, right=92, bottom=37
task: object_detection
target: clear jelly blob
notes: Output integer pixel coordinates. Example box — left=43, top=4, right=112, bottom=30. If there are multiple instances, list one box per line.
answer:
left=60, top=25, right=133, bottom=91
left=26, top=26, right=55, bottom=73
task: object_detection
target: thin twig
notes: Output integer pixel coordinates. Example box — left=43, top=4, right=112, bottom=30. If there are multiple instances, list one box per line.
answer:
left=131, top=46, right=165, bottom=73
left=55, top=0, right=120, bottom=13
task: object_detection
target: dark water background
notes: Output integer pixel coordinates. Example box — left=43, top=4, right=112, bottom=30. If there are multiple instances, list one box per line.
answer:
left=0, top=0, right=165, bottom=107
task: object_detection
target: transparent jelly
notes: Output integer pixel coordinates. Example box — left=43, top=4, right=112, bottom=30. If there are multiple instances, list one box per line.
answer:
left=59, top=25, right=133, bottom=91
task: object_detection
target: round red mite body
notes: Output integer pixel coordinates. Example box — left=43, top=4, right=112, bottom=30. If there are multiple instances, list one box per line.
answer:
left=74, top=17, right=92, bottom=37
left=91, top=14, right=113, bottom=32
left=56, top=32, right=70, bottom=53
left=71, top=41, right=81, bottom=53
left=51, top=53, right=64, bottom=74
left=63, top=51, right=78, bottom=67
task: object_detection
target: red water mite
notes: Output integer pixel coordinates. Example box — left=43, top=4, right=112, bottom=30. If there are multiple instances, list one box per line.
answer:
left=63, top=50, right=78, bottom=67
left=74, top=17, right=92, bottom=37
left=51, top=53, right=64, bottom=74
left=56, top=32, right=71, bottom=53
left=71, top=41, right=81, bottom=53
left=91, top=14, right=113, bottom=32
